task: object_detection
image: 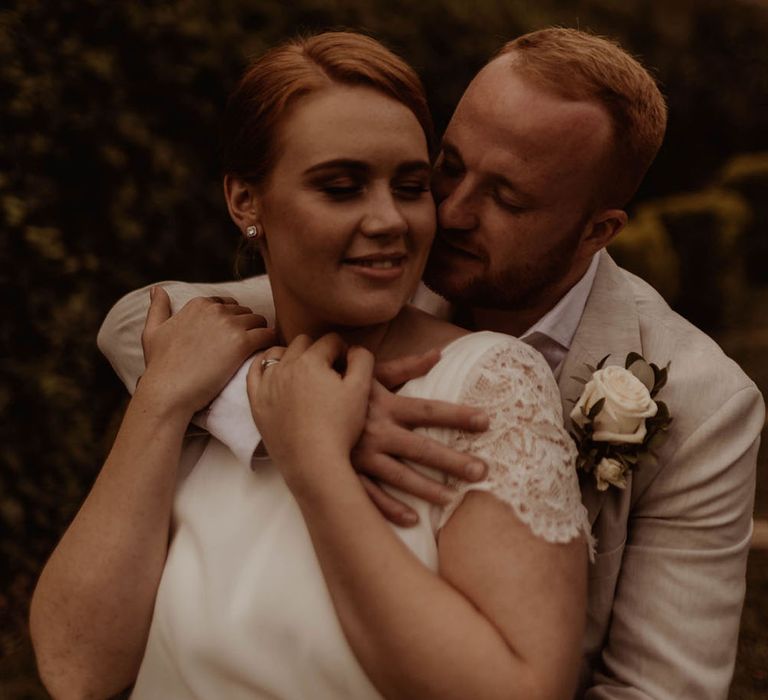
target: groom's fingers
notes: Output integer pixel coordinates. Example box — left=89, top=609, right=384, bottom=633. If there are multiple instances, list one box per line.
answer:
left=359, top=475, right=419, bottom=527
left=352, top=448, right=458, bottom=505
left=374, top=348, right=442, bottom=389
left=388, top=392, right=489, bottom=432
left=356, top=414, right=487, bottom=483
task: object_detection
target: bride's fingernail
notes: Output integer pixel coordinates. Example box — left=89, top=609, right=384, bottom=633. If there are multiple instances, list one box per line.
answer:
left=402, top=511, right=419, bottom=525
left=149, top=286, right=156, bottom=300
left=465, top=461, right=486, bottom=481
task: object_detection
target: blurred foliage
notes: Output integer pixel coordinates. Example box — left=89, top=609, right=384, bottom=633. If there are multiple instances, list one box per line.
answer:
left=2, top=1, right=768, bottom=692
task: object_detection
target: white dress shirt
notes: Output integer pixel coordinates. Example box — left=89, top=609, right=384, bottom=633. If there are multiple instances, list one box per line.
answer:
left=518, top=253, right=600, bottom=378
left=412, top=253, right=600, bottom=378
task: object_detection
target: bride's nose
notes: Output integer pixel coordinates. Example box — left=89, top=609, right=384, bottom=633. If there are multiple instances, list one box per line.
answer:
left=359, top=187, right=408, bottom=238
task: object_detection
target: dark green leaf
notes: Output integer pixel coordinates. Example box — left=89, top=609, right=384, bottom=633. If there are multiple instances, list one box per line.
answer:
left=625, top=351, right=644, bottom=369
left=587, top=398, right=605, bottom=420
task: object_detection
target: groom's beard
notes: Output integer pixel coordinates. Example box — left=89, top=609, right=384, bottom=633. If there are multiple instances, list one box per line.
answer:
left=422, top=224, right=583, bottom=312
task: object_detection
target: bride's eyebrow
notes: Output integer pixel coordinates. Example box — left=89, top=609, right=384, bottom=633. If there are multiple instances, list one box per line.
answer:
left=394, top=161, right=432, bottom=177
left=303, top=159, right=431, bottom=178
left=303, top=159, right=368, bottom=176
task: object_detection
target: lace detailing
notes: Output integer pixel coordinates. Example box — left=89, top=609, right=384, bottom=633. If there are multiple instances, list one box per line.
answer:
left=440, top=339, right=594, bottom=557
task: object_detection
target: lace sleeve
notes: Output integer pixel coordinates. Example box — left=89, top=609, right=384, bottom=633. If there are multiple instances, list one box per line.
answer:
left=438, top=339, right=593, bottom=555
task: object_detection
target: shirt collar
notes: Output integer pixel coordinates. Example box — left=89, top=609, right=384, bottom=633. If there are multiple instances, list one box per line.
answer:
left=519, top=252, right=600, bottom=351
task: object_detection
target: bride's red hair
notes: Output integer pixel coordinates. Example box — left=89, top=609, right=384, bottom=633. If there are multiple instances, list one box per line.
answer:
left=220, top=31, right=434, bottom=184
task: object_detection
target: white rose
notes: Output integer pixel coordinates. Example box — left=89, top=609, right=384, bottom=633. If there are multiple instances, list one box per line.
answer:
left=594, top=457, right=628, bottom=491
left=570, top=365, right=658, bottom=444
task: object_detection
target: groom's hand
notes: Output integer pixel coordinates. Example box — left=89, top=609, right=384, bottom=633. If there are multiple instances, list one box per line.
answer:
left=352, top=350, right=489, bottom=527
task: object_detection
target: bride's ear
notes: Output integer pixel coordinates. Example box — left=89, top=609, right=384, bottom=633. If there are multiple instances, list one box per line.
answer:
left=223, top=175, right=261, bottom=233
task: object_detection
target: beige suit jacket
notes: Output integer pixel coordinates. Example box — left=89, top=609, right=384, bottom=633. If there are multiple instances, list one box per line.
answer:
left=98, top=251, right=764, bottom=699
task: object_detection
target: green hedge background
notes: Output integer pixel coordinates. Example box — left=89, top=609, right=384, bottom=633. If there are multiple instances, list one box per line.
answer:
left=2, top=0, right=767, bottom=697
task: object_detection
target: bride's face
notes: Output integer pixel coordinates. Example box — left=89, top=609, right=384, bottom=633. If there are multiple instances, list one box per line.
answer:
left=255, top=84, right=435, bottom=334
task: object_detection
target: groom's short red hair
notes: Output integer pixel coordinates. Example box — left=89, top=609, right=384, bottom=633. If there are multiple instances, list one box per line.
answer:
left=498, top=28, right=667, bottom=207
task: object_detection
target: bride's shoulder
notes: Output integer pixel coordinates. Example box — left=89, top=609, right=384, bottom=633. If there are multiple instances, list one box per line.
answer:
left=392, top=307, right=548, bottom=371
left=389, top=305, right=468, bottom=356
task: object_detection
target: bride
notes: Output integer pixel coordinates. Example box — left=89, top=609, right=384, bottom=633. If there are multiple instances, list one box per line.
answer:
left=31, top=31, right=590, bottom=699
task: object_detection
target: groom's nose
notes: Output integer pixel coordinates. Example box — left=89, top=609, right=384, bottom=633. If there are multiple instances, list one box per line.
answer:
left=437, top=178, right=479, bottom=231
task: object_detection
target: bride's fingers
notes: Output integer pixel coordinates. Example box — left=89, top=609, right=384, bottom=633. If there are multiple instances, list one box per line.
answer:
left=281, top=334, right=313, bottom=363
left=308, top=333, right=347, bottom=366
left=259, top=346, right=287, bottom=373
left=345, top=345, right=374, bottom=386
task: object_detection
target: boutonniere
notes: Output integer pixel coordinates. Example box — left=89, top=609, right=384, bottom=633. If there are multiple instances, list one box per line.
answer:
left=569, top=352, right=673, bottom=491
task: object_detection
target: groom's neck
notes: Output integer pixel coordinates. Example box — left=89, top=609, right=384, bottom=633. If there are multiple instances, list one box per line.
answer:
left=460, top=306, right=537, bottom=338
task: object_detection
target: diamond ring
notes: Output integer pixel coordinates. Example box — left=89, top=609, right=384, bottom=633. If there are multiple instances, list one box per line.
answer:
left=260, top=358, right=281, bottom=371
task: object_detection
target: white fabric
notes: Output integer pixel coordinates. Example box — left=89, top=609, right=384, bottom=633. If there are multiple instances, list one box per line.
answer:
left=519, top=252, right=600, bottom=378
left=194, top=360, right=262, bottom=468
left=131, top=331, right=589, bottom=699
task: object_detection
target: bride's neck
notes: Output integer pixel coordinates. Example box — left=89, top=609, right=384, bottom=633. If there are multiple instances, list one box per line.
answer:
left=275, top=313, right=401, bottom=360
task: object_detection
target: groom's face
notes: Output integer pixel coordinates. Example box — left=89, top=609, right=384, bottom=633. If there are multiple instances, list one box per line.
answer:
left=424, top=56, right=613, bottom=313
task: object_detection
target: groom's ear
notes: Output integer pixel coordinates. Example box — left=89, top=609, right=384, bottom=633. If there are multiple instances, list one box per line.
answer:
left=223, top=175, right=261, bottom=232
left=581, top=208, right=628, bottom=255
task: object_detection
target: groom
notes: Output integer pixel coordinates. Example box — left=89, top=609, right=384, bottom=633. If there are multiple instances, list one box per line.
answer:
left=99, top=28, right=764, bottom=699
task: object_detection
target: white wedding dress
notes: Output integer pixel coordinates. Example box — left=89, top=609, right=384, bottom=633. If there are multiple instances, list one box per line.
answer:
left=131, top=331, right=590, bottom=699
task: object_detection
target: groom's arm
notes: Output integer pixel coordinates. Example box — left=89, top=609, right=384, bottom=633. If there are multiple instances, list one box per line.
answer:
left=587, top=382, right=764, bottom=700
left=98, top=277, right=276, bottom=464
left=98, top=276, right=276, bottom=393
left=98, top=281, right=489, bottom=518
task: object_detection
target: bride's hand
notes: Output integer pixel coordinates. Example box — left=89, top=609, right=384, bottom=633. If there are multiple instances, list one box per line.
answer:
left=247, top=333, right=374, bottom=486
left=138, top=287, right=276, bottom=415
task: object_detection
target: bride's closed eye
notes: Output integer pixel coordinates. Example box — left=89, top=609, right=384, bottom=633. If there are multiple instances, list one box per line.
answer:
left=320, top=181, right=364, bottom=199
left=392, top=180, right=430, bottom=200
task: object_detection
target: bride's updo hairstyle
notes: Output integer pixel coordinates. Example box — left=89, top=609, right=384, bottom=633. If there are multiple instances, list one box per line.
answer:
left=221, top=31, right=435, bottom=184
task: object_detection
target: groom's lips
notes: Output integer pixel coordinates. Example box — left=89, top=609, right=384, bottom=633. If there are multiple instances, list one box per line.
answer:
left=434, top=234, right=483, bottom=261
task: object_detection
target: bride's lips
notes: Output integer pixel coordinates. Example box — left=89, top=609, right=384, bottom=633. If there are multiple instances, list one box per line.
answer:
left=343, top=253, right=407, bottom=280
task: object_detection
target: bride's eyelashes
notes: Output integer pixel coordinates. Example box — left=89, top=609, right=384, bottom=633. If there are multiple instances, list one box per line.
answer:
left=393, top=181, right=431, bottom=200
left=314, top=178, right=430, bottom=202
left=320, top=180, right=363, bottom=199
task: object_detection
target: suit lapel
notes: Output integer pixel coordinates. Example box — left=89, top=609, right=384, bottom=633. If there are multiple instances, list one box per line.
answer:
left=558, top=251, right=644, bottom=524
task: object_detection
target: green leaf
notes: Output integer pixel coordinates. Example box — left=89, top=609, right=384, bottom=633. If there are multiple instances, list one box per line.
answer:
left=570, top=375, right=587, bottom=385
left=625, top=351, right=644, bottom=369
left=628, top=358, right=655, bottom=391
left=585, top=364, right=596, bottom=374
left=651, top=365, right=669, bottom=395
left=640, top=451, right=659, bottom=469
left=587, top=397, right=605, bottom=420
left=596, top=354, right=611, bottom=370
left=648, top=430, right=670, bottom=451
